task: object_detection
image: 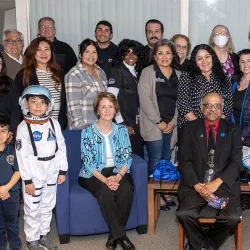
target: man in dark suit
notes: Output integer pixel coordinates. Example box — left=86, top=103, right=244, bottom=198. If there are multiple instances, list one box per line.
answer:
left=176, top=93, right=242, bottom=250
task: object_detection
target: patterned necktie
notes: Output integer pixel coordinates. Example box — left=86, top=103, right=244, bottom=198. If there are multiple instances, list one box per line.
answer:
left=208, top=125, right=215, bottom=152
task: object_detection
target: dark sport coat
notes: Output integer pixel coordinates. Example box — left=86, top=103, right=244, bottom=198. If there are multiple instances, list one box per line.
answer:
left=177, top=118, right=242, bottom=201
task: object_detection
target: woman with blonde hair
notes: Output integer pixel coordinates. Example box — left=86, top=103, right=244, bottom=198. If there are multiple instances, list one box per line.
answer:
left=208, top=24, right=240, bottom=83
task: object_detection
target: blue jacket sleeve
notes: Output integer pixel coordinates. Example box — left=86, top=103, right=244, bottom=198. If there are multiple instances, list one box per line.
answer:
left=80, top=128, right=99, bottom=174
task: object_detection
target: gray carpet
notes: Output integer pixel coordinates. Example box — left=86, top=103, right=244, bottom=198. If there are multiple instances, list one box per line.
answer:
left=16, top=202, right=250, bottom=250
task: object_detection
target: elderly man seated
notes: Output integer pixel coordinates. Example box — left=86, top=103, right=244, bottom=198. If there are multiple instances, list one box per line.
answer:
left=176, top=93, right=242, bottom=250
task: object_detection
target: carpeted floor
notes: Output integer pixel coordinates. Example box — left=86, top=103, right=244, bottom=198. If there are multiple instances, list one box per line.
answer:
left=16, top=201, right=250, bottom=250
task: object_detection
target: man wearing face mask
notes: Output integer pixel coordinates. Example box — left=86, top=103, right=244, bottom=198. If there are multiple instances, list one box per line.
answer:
left=208, top=25, right=240, bottom=84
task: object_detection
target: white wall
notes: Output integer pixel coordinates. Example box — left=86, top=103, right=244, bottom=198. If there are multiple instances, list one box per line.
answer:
left=29, top=0, right=182, bottom=55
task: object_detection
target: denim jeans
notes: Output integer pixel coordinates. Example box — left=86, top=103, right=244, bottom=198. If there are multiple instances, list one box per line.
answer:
left=145, top=132, right=172, bottom=176
left=0, top=190, right=21, bottom=250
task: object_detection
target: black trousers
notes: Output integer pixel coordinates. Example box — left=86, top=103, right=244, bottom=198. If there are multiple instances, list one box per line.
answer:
left=176, top=193, right=241, bottom=250
left=129, top=125, right=144, bottom=159
left=78, top=167, right=134, bottom=240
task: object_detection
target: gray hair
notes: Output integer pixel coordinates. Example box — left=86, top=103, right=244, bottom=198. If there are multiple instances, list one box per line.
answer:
left=3, top=29, right=24, bottom=43
left=200, top=93, right=224, bottom=108
left=38, top=17, right=55, bottom=28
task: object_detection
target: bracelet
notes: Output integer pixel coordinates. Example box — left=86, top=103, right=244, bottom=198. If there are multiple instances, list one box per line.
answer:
left=117, top=172, right=123, bottom=178
left=156, top=119, right=163, bottom=124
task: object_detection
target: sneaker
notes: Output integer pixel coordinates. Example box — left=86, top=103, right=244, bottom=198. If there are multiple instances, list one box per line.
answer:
left=27, top=241, right=44, bottom=250
left=39, top=235, right=58, bottom=250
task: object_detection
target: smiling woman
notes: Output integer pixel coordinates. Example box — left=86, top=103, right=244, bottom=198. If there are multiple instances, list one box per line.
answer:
left=177, top=44, right=233, bottom=130
left=138, top=39, right=181, bottom=176
left=14, top=37, right=68, bottom=130
left=65, top=38, right=107, bottom=130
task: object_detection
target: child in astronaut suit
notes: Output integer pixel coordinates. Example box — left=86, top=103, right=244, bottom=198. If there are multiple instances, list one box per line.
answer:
left=15, top=85, right=68, bottom=250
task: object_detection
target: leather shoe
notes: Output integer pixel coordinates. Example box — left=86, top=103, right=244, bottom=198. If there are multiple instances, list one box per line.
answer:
left=161, top=204, right=170, bottom=211
left=106, top=233, right=117, bottom=250
left=166, top=199, right=176, bottom=207
left=117, top=235, right=135, bottom=250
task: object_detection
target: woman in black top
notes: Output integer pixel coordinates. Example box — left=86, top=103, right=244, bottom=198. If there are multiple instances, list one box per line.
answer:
left=232, top=49, right=250, bottom=145
left=107, top=39, right=145, bottom=158
left=171, top=34, right=192, bottom=72
left=0, top=53, right=21, bottom=135
left=177, top=44, right=233, bottom=129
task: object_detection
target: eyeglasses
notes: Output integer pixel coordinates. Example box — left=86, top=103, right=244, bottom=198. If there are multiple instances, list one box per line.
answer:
left=176, top=44, right=188, bottom=51
left=40, top=25, right=55, bottom=30
left=203, top=103, right=223, bottom=110
left=5, top=39, right=23, bottom=46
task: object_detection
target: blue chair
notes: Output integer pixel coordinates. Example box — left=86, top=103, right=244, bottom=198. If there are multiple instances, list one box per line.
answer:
left=55, top=130, right=148, bottom=244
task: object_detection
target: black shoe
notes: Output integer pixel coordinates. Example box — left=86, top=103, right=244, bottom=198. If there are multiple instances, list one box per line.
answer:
left=117, top=235, right=135, bottom=250
left=106, top=233, right=117, bottom=250
left=161, top=204, right=170, bottom=211
left=166, top=199, right=176, bottom=207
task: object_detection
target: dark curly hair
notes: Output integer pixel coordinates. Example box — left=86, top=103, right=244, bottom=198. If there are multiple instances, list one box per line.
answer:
left=237, top=49, right=250, bottom=78
left=190, top=44, right=227, bottom=86
left=112, top=39, right=145, bottom=75
left=149, top=39, right=180, bottom=70
left=0, top=53, right=11, bottom=97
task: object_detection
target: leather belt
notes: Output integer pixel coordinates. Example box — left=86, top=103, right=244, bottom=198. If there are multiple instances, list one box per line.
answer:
left=37, top=155, right=55, bottom=161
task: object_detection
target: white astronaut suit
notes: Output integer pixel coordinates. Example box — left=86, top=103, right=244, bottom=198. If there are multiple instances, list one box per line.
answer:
left=16, top=118, right=68, bottom=242
left=15, top=86, right=68, bottom=242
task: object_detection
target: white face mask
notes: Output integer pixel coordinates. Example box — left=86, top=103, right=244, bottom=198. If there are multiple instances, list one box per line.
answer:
left=213, top=35, right=228, bottom=48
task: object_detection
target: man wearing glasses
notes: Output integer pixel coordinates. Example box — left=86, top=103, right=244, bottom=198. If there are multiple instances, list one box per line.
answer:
left=176, top=93, right=242, bottom=250
left=38, top=17, right=77, bottom=74
left=2, top=29, right=24, bottom=80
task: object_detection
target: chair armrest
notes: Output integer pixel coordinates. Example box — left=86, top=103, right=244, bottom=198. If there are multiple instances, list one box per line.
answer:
left=55, top=172, right=70, bottom=235
left=130, top=154, right=148, bottom=225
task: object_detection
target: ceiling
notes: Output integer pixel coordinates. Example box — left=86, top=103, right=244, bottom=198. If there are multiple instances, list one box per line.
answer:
left=0, top=0, right=15, bottom=13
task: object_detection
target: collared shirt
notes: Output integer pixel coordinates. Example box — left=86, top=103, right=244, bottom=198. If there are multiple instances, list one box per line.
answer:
left=0, top=144, right=21, bottom=191
left=65, top=61, right=107, bottom=130
left=4, top=50, right=23, bottom=64
left=205, top=119, right=220, bottom=144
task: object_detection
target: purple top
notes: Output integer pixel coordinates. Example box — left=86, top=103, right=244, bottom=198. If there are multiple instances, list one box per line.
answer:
left=222, top=54, right=235, bottom=76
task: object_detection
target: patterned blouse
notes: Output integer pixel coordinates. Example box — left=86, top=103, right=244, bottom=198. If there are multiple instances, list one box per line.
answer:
left=177, top=71, right=233, bottom=128
left=222, top=54, right=235, bottom=77
left=65, top=61, right=107, bottom=130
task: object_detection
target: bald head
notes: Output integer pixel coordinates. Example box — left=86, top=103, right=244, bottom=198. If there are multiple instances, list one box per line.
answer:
left=203, top=93, right=223, bottom=105
left=201, top=93, right=223, bottom=123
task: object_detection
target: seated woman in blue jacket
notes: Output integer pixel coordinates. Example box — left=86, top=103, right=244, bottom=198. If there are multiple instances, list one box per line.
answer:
left=78, top=92, right=135, bottom=250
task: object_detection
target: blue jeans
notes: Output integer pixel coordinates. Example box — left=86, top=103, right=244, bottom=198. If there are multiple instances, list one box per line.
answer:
left=145, top=132, right=172, bottom=176
left=0, top=190, right=21, bottom=250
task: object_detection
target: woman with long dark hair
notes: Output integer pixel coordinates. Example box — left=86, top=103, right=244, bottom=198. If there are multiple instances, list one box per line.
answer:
left=177, top=44, right=233, bottom=129
left=107, top=39, right=145, bottom=158
left=0, top=53, right=21, bottom=135
left=15, top=37, right=67, bottom=130
left=65, top=38, right=107, bottom=130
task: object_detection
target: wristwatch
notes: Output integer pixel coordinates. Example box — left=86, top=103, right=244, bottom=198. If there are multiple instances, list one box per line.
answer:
left=156, top=119, right=163, bottom=124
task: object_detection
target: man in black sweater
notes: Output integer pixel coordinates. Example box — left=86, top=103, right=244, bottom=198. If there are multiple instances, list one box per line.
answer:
left=38, top=17, right=77, bottom=74
left=95, top=20, right=118, bottom=78
left=144, top=19, right=164, bottom=66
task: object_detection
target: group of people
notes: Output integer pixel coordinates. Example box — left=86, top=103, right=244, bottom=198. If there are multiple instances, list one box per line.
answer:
left=0, top=16, right=249, bottom=250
